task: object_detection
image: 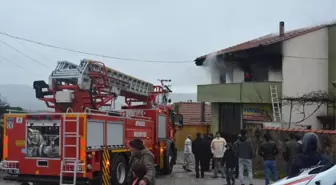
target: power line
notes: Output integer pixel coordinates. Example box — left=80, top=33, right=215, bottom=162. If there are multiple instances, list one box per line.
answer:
left=0, top=39, right=51, bottom=68
left=0, top=54, right=42, bottom=76
left=0, top=31, right=193, bottom=64
left=14, top=39, right=54, bottom=62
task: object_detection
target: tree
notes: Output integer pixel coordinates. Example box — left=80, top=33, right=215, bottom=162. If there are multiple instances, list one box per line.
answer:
left=0, top=93, right=9, bottom=116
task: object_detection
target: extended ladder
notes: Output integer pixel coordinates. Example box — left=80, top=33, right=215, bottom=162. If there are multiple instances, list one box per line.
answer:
left=60, top=109, right=84, bottom=185
left=270, top=85, right=282, bottom=122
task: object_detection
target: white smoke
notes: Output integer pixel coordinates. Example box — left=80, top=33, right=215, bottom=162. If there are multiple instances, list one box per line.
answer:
left=202, top=53, right=236, bottom=83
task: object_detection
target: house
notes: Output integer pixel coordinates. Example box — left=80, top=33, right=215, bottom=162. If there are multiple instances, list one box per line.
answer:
left=194, top=21, right=336, bottom=134
left=171, top=102, right=211, bottom=149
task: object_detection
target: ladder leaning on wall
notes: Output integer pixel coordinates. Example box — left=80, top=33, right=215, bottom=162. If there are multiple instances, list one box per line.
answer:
left=270, top=85, right=282, bottom=122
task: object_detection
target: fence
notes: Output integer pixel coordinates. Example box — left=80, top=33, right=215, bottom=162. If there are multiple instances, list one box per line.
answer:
left=244, top=124, right=336, bottom=170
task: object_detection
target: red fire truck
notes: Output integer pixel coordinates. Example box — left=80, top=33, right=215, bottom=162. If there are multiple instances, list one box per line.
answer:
left=0, top=59, right=183, bottom=185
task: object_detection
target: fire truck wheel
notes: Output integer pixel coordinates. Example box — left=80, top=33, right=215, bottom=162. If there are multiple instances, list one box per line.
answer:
left=111, top=155, right=127, bottom=185
left=163, top=148, right=174, bottom=174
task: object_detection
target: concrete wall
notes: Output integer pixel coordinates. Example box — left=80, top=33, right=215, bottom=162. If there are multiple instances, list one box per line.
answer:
left=328, top=25, right=336, bottom=115
left=268, top=68, right=282, bottom=82
left=282, top=28, right=329, bottom=129
left=210, top=103, right=219, bottom=135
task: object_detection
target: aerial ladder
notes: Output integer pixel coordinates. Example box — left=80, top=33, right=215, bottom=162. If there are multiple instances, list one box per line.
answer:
left=33, top=59, right=171, bottom=113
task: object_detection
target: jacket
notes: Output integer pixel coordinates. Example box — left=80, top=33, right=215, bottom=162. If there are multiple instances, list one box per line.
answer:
left=222, top=148, right=238, bottom=168
left=127, top=149, right=155, bottom=185
left=192, top=137, right=205, bottom=157
left=289, top=133, right=331, bottom=178
left=258, top=140, right=279, bottom=160
left=184, top=138, right=192, bottom=154
left=234, top=136, right=253, bottom=159
left=211, top=137, right=226, bottom=158
left=283, top=139, right=299, bottom=162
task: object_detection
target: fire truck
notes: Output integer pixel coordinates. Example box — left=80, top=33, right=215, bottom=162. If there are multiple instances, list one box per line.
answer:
left=0, top=59, right=183, bottom=185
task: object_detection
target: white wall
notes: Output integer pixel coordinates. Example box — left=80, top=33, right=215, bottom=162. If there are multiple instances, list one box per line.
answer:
left=268, top=68, right=282, bottom=82
left=282, top=28, right=328, bottom=129
left=233, top=68, right=244, bottom=83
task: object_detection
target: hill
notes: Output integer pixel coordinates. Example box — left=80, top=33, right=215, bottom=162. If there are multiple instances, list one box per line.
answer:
left=0, top=84, right=197, bottom=111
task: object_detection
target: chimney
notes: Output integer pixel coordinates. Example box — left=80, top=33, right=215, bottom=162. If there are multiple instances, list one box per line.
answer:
left=279, top=21, right=285, bottom=36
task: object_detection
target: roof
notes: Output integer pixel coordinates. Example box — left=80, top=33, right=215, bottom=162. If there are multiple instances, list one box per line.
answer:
left=195, top=22, right=335, bottom=65
left=176, top=102, right=211, bottom=125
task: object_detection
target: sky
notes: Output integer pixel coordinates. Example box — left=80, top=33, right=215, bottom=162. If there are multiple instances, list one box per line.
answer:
left=0, top=0, right=335, bottom=93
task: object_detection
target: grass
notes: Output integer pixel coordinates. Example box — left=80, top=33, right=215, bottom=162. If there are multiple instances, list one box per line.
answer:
left=253, top=170, right=287, bottom=179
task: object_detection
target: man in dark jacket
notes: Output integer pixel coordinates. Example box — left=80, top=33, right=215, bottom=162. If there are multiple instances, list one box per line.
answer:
left=283, top=132, right=300, bottom=175
left=258, top=132, right=279, bottom=185
left=222, top=143, right=237, bottom=185
left=127, top=138, right=155, bottom=185
left=202, top=134, right=212, bottom=171
left=288, top=132, right=330, bottom=178
left=234, top=129, right=254, bottom=185
left=295, top=133, right=303, bottom=153
left=192, top=132, right=205, bottom=178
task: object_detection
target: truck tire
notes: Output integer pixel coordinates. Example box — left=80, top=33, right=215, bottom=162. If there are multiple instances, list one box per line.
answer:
left=163, top=148, right=174, bottom=174
left=111, top=155, right=127, bottom=185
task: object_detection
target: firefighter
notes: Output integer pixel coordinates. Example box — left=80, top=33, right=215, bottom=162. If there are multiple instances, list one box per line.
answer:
left=192, top=132, right=206, bottom=178
left=127, top=138, right=155, bottom=185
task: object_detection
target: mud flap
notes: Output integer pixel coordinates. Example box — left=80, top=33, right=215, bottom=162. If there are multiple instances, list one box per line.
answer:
left=101, top=149, right=111, bottom=185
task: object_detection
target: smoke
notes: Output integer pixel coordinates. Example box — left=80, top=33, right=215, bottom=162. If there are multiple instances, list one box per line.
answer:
left=202, top=53, right=235, bottom=83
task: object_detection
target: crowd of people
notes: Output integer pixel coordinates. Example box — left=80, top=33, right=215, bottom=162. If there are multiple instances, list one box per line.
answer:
left=124, top=130, right=331, bottom=185
left=182, top=129, right=332, bottom=185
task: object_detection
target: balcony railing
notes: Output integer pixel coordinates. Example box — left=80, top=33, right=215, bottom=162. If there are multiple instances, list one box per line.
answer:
left=197, top=81, right=282, bottom=103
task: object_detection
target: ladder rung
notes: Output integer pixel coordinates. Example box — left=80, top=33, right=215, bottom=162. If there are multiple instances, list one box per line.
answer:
left=64, top=145, right=77, bottom=147
left=64, top=132, right=78, bottom=135
left=64, top=158, right=77, bottom=160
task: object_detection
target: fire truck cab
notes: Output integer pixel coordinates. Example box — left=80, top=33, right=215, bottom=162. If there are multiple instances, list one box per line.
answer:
left=0, top=59, right=183, bottom=185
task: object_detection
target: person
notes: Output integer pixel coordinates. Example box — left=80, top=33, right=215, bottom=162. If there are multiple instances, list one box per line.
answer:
left=211, top=132, right=226, bottom=178
left=283, top=132, right=300, bottom=175
left=295, top=133, right=303, bottom=153
left=222, top=143, right=237, bottom=185
left=203, top=134, right=212, bottom=171
left=131, top=163, right=148, bottom=185
left=209, top=133, right=215, bottom=170
left=288, top=132, right=330, bottom=178
left=183, top=135, right=192, bottom=172
left=127, top=138, right=155, bottom=185
left=192, top=132, right=205, bottom=178
left=258, top=132, right=279, bottom=185
left=234, top=129, right=254, bottom=185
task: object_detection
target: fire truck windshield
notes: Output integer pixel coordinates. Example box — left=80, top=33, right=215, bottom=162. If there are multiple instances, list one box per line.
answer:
left=25, top=121, right=60, bottom=158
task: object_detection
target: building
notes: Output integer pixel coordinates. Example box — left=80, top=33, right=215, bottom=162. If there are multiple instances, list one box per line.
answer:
left=171, top=102, right=211, bottom=149
left=195, top=21, right=336, bottom=134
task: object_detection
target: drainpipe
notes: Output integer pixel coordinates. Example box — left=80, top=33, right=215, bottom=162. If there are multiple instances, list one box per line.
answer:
left=200, top=102, right=205, bottom=123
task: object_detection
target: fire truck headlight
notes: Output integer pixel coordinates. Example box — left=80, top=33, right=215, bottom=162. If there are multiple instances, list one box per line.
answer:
left=87, top=164, right=92, bottom=170
left=87, top=154, right=92, bottom=159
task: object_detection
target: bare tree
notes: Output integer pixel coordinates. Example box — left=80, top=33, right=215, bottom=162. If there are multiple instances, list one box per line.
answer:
left=282, top=90, right=335, bottom=127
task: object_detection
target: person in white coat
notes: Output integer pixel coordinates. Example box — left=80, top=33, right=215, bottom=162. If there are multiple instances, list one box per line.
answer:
left=211, top=132, right=226, bottom=178
left=183, top=135, right=192, bottom=172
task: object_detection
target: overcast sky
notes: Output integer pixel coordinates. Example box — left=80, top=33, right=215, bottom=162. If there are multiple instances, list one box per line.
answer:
left=0, top=0, right=335, bottom=93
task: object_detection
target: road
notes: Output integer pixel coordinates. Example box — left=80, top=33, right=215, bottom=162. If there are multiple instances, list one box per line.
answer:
left=0, top=166, right=264, bottom=185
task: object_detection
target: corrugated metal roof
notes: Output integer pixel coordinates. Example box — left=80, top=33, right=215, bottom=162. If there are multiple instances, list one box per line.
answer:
left=195, top=23, right=334, bottom=63
left=177, top=102, right=211, bottom=125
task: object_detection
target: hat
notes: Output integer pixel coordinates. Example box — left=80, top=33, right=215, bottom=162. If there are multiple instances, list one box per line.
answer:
left=129, top=138, right=145, bottom=150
